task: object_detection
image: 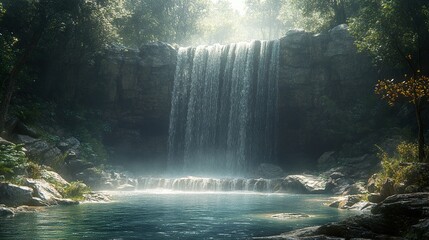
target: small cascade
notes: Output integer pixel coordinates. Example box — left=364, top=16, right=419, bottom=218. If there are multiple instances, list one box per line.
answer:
left=137, top=177, right=280, bottom=193
left=168, top=40, right=280, bottom=175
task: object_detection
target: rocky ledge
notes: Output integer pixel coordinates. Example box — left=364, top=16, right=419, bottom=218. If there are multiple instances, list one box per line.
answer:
left=255, top=192, right=429, bottom=239
left=0, top=169, right=111, bottom=217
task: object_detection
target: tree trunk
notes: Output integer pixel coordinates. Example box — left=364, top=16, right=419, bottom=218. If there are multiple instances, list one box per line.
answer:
left=0, top=10, right=46, bottom=132
left=415, top=101, right=426, bottom=162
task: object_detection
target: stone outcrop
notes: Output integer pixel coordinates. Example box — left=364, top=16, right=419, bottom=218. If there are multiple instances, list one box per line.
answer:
left=0, top=183, right=34, bottom=207
left=282, top=175, right=327, bottom=193
left=24, top=178, right=63, bottom=205
left=278, top=24, right=379, bottom=166
left=257, top=192, right=429, bottom=239
left=0, top=205, right=15, bottom=217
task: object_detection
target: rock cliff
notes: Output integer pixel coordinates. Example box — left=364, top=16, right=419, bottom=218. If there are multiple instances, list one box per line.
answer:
left=41, top=25, right=387, bottom=172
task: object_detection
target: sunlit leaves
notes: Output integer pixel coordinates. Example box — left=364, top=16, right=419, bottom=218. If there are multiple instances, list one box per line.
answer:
left=375, top=74, right=429, bottom=106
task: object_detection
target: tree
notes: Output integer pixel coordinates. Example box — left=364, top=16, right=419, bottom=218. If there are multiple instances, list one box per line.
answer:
left=349, top=0, right=429, bottom=161
left=287, top=0, right=360, bottom=31
left=0, top=0, right=48, bottom=133
left=0, top=0, right=126, bottom=132
left=244, top=0, right=284, bottom=40
left=118, top=0, right=208, bottom=46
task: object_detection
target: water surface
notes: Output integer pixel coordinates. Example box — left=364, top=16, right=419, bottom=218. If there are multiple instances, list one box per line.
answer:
left=0, top=191, right=356, bottom=239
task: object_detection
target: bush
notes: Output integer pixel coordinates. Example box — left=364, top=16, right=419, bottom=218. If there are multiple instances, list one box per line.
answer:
left=26, top=161, right=42, bottom=179
left=61, top=181, right=91, bottom=200
left=0, top=144, right=28, bottom=179
left=376, top=141, right=429, bottom=191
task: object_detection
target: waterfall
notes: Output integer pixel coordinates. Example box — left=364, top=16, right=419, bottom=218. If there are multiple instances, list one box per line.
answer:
left=137, top=177, right=280, bottom=193
left=168, top=40, right=279, bottom=176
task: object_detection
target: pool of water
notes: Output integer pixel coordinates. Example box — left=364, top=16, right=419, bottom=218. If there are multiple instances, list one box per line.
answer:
left=0, top=191, right=356, bottom=239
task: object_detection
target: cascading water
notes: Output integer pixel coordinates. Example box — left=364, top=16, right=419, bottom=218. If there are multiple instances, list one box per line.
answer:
left=137, top=177, right=280, bottom=193
left=168, top=40, right=279, bottom=176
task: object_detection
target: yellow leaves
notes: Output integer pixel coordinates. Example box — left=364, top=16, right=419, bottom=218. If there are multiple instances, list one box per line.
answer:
left=375, top=74, right=429, bottom=106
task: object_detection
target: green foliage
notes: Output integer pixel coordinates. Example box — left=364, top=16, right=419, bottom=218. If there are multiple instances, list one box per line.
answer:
left=348, top=0, right=429, bottom=69
left=0, top=144, right=28, bottom=179
left=26, top=161, right=42, bottom=179
left=60, top=181, right=90, bottom=201
left=57, top=107, right=109, bottom=164
left=118, top=0, right=209, bottom=46
left=376, top=142, right=429, bottom=190
left=285, top=0, right=360, bottom=32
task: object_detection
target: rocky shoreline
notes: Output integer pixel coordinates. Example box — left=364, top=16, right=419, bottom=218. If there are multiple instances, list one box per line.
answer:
left=255, top=192, right=429, bottom=240
left=0, top=168, right=111, bottom=218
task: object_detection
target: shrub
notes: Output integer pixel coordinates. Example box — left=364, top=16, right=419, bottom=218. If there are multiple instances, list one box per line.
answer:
left=61, top=181, right=91, bottom=200
left=26, top=161, right=42, bottom=179
left=0, top=144, right=28, bottom=179
left=376, top=141, right=429, bottom=191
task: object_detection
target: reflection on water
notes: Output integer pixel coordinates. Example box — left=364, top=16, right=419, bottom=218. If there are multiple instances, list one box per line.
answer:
left=0, top=191, right=356, bottom=239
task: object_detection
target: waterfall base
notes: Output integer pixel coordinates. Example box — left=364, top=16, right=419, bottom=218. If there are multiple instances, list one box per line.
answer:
left=138, top=177, right=279, bottom=192
left=137, top=175, right=327, bottom=194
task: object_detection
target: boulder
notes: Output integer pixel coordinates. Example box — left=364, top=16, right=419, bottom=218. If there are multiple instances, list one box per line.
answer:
left=0, top=137, right=14, bottom=146
left=368, top=193, right=383, bottom=203
left=328, top=195, right=361, bottom=209
left=42, top=147, right=63, bottom=165
left=315, top=214, right=401, bottom=239
left=76, top=167, right=108, bottom=189
left=25, top=140, right=50, bottom=160
left=372, top=192, right=429, bottom=217
left=54, top=198, right=79, bottom=206
left=282, top=174, right=327, bottom=193
left=329, top=172, right=344, bottom=180
left=83, top=192, right=111, bottom=203
left=15, top=134, right=38, bottom=144
left=257, top=163, right=284, bottom=178
left=68, top=159, right=94, bottom=173
left=379, top=178, right=395, bottom=199
left=343, top=182, right=367, bottom=195
left=40, top=169, right=69, bottom=186
left=0, top=206, right=14, bottom=217
left=57, top=137, right=81, bottom=152
left=348, top=201, right=375, bottom=211
left=0, top=183, right=34, bottom=207
left=29, top=197, right=49, bottom=206
left=326, top=177, right=352, bottom=195
left=410, top=218, right=429, bottom=239
left=24, top=178, right=62, bottom=205
left=367, top=174, right=378, bottom=193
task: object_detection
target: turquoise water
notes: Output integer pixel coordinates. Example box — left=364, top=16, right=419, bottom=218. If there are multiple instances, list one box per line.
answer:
left=0, top=191, right=355, bottom=239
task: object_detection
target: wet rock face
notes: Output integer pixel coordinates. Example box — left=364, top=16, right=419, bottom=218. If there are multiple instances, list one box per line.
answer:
left=0, top=183, right=34, bottom=207
left=98, top=43, right=177, bottom=168
left=278, top=25, right=377, bottom=161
